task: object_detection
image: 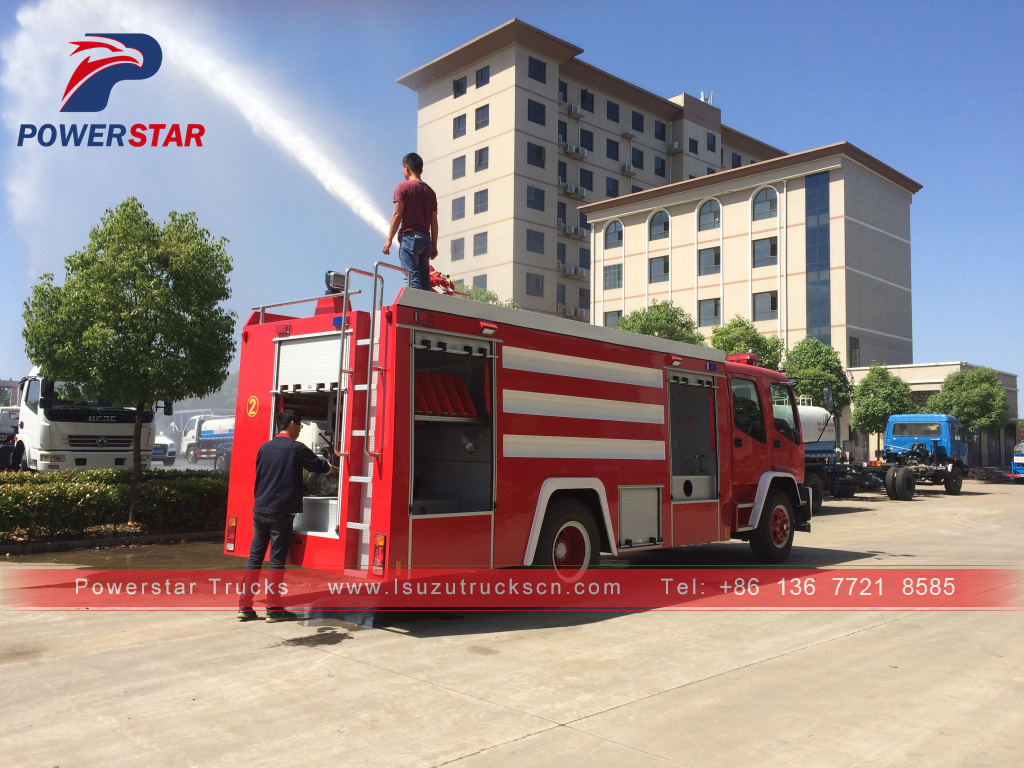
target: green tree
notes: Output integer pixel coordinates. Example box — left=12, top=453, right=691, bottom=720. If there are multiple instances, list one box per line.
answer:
left=926, top=367, right=1009, bottom=435
left=709, top=315, right=785, bottom=370
left=23, top=197, right=236, bottom=523
left=0, top=388, right=9, bottom=407
left=616, top=300, right=707, bottom=346
left=783, top=336, right=853, bottom=411
left=456, top=282, right=520, bottom=308
left=850, top=363, right=917, bottom=438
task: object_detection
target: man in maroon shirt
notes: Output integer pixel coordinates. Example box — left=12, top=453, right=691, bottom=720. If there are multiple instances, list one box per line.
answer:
left=383, top=152, right=438, bottom=291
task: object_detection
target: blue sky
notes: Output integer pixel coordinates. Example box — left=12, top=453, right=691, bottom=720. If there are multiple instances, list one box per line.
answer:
left=1, top=0, right=1022, bottom=389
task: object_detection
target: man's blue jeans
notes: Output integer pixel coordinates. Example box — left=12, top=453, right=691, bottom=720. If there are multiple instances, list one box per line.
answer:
left=399, top=231, right=432, bottom=290
left=239, top=513, right=293, bottom=610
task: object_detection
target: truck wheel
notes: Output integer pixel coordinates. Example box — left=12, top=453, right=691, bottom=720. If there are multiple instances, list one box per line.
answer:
left=186, top=447, right=197, bottom=464
left=884, top=467, right=899, bottom=500
left=749, top=490, right=794, bottom=564
left=896, top=467, right=916, bottom=501
left=805, top=473, right=824, bottom=514
left=534, top=498, right=600, bottom=582
left=944, top=466, right=963, bottom=495
left=214, top=455, right=227, bottom=471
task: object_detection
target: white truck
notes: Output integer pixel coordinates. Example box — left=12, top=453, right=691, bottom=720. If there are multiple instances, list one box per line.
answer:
left=0, top=406, right=19, bottom=440
left=15, top=370, right=155, bottom=472
left=182, top=415, right=234, bottom=463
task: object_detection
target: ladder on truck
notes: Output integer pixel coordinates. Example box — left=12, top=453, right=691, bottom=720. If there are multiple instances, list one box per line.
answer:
left=335, top=262, right=409, bottom=574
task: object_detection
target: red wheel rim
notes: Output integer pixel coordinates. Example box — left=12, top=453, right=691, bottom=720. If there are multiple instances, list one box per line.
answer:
left=552, top=522, right=590, bottom=579
left=769, top=505, right=791, bottom=547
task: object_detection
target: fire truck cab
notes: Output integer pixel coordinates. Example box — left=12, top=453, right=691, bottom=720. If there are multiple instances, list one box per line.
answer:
left=224, top=268, right=810, bottom=580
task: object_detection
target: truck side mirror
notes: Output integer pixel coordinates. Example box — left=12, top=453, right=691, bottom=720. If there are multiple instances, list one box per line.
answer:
left=39, top=379, right=54, bottom=410
left=163, top=402, right=174, bottom=416
left=822, top=386, right=834, bottom=413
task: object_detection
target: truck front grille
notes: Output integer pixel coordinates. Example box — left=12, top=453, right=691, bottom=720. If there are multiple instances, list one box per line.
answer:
left=67, top=435, right=135, bottom=449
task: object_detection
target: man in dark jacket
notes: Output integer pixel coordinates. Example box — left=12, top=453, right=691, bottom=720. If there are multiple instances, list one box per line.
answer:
left=238, top=410, right=338, bottom=623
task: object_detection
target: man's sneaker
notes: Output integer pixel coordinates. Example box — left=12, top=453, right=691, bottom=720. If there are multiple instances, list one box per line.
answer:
left=237, top=607, right=259, bottom=622
left=265, top=609, right=299, bottom=623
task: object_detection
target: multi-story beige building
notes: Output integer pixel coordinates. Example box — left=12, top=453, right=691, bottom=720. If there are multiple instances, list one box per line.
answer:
left=397, top=19, right=785, bottom=318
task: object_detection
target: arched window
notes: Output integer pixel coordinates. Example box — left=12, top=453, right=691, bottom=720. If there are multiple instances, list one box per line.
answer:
left=698, top=200, right=720, bottom=231
left=753, top=188, right=778, bottom=220
left=649, top=211, right=669, bottom=241
left=605, top=221, right=623, bottom=248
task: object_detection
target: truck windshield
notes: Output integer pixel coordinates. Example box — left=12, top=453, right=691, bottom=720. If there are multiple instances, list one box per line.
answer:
left=892, top=422, right=941, bottom=438
left=53, top=384, right=128, bottom=409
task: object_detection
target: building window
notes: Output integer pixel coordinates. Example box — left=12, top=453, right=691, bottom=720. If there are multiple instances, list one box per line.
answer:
left=452, top=155, right=466, bottom=179
left=688, top=138, right=698, bottom=154
left=606, top=138, right=619, bottom=161
left=476, top=66, right=490, bottom=88
left=699, top=246, right=720, bottom=276
left=557, top=242, right=566, bottom=265
left=474, top=147, right=489, bottom=171
left=654, top=120, right=666, bottom=141
left=558, top=80, right=568, bottom=103
left=707, top=168, right=716, bottom=175
left=604, top=310, right=622, bottom=328
left=579, top=211, right=590, bottom=230
left=606, top=177, right=619, bottom=197
left=528, top=56, right=546, bottom=83
left=650, top=211, right=669, bottom=240
left=699, top=298, right=721, bottom=327
left=473, top=274, right=487, bottom=290
left=558, top=120, right=567, bottom=143
left=632, top=110, right=644, bottom=133
left=475, top=105, right=489, bottom=130
left=849, top=337, right=861, bottom=368
left=474, top=189, right=488, bottom=214
left=579, top=168, right=593, bottom=191
left=707, top=132, right=716, bottom=152
left=604, top=263, right=623, bottom=290
left=451, top=237, right=464, bottom=261
left=527, top=99, right=546, bottom=125
left=732, top=152, right=741, bottom=169
left=698, top=200, right=721, bottom=230
left=579, top=286, right=591, bottom=310
left=607, top=101, right=620, bottom=122
left=753, top=188, right=778, bottom=220
left=526, top=230, right=544, bottom=254
left=579, top=129, right=594, bottom=151
left=557, top=161, right=567, bottom=183
left=452, top=197, right=465, bottom=220
left=473, top=232, right=488, bottom=256
left=557, top=283, right=566, bottom=305
left=805, top=171, right=831, bottom=345
left=752, top=237, right=778, bottom=268
left=526, top=185, right=545, bottom=211
left=631, top=185, right=642, bottom=193
left=453, top=77, right=467, bottom=98
left=753, top=291, right=779, bottom=321
left=526, top=272, right=544, bottom=296
left=453, top=114, right=466, bottom=139
left=649, top=256, right=669, bottom=283
left=579, top=248, right=591, bottom=269
left=605, top=221, right=623, bottom=248
left=580, top=89, right=594, bottom=112
left=654, top=156, right=666, bottom=177
left=527, top=142, right=545, bottom=168
left=557, top=201, right=567, bottom=224
left=632, top=147, right=644, bottom=170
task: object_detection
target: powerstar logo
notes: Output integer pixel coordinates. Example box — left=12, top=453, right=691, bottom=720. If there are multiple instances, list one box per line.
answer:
left=17, top=33, right=205, bottom=148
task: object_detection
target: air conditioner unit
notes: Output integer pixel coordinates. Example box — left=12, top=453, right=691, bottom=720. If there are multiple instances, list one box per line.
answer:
left=621, top=163, right=636, bottom=176
left=568, top=104, right=582, bottom=118
left=564, top=306, right=579, bottom=317
left=556, top=302, right=566, bottom=312
left=576, top=268, right=590, bottom=280
left=563, top=265, right=580, bottom=276
left=556, top=218, right=565, bottom=228
left=667, top=141, right=682, bottom=154
left=564, top=143, right=585, bottom=159
left=557, top=92, right=566, bottom=104
left=565, top=307, right=589, bottom=320
left=561, top=225, right=581, bottom=238
left=563, top=184, right=586, bottom=200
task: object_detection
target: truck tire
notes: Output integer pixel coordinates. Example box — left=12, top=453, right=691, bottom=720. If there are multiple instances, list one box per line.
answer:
left=884, top=467, right=899, bottom=500
left=186, top=447, right=197, bottom=464
left=214, top=455, right=227, bottom=471
left=895, top=467, right=916, bottom=501
left=805, top=472, right=824, bottom=514
left=944, top=465, right=963, bottom=495
left=534, top=498, right=600, bottom=581
left=749, top=490, right=794, bottom=564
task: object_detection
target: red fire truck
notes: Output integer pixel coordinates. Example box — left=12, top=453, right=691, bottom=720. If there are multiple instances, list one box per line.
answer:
left=224, top=267, right=811, bottom=581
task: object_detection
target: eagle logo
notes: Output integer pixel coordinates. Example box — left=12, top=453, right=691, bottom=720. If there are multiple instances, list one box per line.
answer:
left=61, top=33, right=162, bottom=112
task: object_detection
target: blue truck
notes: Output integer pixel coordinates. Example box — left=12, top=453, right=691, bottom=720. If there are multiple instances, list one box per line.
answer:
left=802, top=412, right=969, bottom=503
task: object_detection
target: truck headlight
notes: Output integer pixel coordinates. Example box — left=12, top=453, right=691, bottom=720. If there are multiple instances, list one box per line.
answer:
left=39, top=453, right=66, bottom=462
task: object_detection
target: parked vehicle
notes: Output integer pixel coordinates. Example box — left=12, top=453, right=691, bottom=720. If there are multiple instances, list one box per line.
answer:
left=0, top=406, right=19, bottom=440
left=182, top=416, right=234, bottom=463
left=1010, top=442, right=1024, bottom=481
left=214, top=440, right=232, bottom=471
left=152, top=433, right=177, bottom=466
left=223, top=267, right=812, bottom=582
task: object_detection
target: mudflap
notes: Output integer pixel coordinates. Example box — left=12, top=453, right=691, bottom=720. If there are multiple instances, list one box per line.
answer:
left=795, top=485, right=812, bottom=533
